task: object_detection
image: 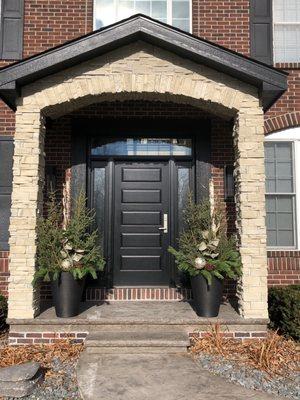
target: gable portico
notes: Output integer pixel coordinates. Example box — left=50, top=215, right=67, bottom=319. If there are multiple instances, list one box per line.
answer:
left=0, top=15, right=287, bottom=322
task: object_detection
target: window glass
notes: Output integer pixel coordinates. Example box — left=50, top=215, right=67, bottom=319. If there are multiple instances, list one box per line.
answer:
left=93, top=167, right=106, bottom=247
left=91, top=138, right=192, bottom=156
left=273, top=0, right=300, bottom=62
left=94, top=0, right=190, bottom=32
left=265, top=142, right=295, bottom=247
left=178, top=167, right=190, bottom=233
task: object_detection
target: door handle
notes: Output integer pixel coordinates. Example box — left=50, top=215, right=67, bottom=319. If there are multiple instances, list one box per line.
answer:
left=158, top=213, right=168, bottom=233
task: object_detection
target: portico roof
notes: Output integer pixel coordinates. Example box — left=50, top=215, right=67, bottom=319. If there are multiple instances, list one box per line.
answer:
left=0, top=14, right=287, bottom=111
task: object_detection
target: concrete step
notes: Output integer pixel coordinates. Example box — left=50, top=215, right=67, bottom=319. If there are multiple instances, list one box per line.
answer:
left=85, top=330, right=190, bottom=353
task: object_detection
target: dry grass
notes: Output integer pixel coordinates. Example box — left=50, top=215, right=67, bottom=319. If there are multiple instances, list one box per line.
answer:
left=191, top=324, right=299, bottom=377
left=0, top=338, right=83, bottom=377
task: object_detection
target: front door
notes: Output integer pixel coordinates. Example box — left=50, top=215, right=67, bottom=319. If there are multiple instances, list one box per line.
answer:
left=113, top=162, right=170, bottom=286
left=88, top=130, right=199, bottom=288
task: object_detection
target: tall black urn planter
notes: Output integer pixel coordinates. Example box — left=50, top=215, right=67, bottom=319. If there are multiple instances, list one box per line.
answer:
left=51, top=272, right=85, bottom=318
left=191, top=274, right=223, bottom=317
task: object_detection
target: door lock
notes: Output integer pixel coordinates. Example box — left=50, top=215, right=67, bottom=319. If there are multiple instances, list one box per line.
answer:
left=158, top=213, right=168, bottom=233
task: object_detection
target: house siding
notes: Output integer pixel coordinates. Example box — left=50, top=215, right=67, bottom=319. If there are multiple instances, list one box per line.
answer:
left=0, top=0, right=299, bottom=299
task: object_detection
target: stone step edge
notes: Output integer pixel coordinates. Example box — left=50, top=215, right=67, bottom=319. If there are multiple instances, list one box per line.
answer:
left=85, top=332, right=189, bottom=347
left=85, top=338, right=189, bottom=347
left=7, top=318, right=270, bottom=326
left=86, top=342, right=189, bottom=347
left=84, top=347, right=188, bottom=354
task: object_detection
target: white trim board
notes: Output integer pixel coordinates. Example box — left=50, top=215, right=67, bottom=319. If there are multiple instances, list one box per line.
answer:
left=265, top=126, right=300, bottom=141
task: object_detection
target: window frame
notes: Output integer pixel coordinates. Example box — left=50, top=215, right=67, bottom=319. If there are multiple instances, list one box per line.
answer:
left=272, top=0, right=300, bottom=63
left=90, top=136, right=193, bottom=157
left=265, top=127, right=300, bottom=250
left=93, top=0, right=192, bottom=33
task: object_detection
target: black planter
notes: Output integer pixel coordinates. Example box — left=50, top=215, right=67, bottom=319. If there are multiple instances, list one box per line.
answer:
left=191, top=274, right=223, bottom=317
left=51, top=272, right=85, bottom=318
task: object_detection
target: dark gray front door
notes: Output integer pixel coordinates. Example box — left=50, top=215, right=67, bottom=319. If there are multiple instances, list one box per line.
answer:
left=113, top=162, right=170, bottom=286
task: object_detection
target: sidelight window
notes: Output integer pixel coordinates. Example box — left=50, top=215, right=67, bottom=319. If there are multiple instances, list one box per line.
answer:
left=93, top=166, right=106, bottom=247
left=91, top=137, right=192, bottom=156
left=177, top=166, right=190, bottom=233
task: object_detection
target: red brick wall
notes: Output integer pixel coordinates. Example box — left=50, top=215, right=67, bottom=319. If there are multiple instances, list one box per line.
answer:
left=23, top=0, right=93, bottom=58
left=192, top=0, right=250, bottom=55
left=268, top=251, right=300, bottom=286
left=211, top=118, right=236, bottom=234
left=265, top=68, right=300, bottom=133
left=0, top=252, right=9, bottom=297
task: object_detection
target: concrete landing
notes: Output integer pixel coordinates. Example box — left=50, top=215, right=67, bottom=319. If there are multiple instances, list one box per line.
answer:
left=76, top=353, right=285, bottom=400
left=35, top=301, right=244, bottom=324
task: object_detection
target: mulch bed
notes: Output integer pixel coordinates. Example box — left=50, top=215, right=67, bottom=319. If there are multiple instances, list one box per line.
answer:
left=190, top=324, right=299, bottom=377
left=190, top=325, right=299, bottom=399
left=0, top=339, right=83, bottom=399
left=0, top=339, right=83, bottom=378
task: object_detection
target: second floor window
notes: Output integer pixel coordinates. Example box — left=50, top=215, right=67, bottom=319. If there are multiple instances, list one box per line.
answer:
left=93, top=0, right=191, bottom=32
left=273, top=0, right=300, bottom=63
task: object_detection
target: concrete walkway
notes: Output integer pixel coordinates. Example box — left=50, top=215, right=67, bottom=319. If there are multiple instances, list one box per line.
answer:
left=76, top=352, right=285, bottom=400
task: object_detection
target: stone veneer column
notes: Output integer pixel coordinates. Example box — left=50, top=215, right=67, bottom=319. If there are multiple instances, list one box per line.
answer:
left=8, top=108, right=45, bottom=319
left=234, top=104, right=268, bottom=319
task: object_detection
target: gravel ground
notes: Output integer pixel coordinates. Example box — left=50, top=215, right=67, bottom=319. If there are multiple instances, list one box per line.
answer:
left=2, top=347, right=298, bottom=399
left=7, top=358, right=81, bottom=400
left=195, top=353, right=300, bottom=400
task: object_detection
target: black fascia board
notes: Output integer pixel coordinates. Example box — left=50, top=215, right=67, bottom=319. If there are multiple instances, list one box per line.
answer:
left=0, top=14, right=288, bottom=111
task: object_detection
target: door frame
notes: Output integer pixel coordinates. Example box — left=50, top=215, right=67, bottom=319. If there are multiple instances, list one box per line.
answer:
left=72, top=118, right=211, bottom=288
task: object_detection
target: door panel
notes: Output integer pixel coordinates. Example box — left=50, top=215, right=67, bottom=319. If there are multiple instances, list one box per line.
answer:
left=123, top=168, right=161, bottom=182
left=122, top=211, right=161, bottom=225
left=121, top=233, right=161, bottom=247
left=114, top=162, right=170, bottom=286
left=121, top=255, right=161, bottom=271
left=122, top=189, right=161, bottom=203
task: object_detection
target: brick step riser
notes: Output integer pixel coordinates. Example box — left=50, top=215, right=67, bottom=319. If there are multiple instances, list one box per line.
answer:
left=8, top=322, right=269, bottom=345
left=85, top=288, right=193, bottom=302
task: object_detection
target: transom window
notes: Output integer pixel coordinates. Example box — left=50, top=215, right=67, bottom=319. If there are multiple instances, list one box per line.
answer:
left=265, top=128, right=300, bottom=249
left=93, top=0, right=191, bottom=32
left=91, top=137, right=192, bottom=156
left=273, top=0, right=300, bottom=63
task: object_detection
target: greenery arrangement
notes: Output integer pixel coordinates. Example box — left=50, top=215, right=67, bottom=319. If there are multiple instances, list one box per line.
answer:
left=268, top=285, right=300, bottom=341
left=168, top=195, right=242, bottom=284
left=33, top=192, right=105, bottom=283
